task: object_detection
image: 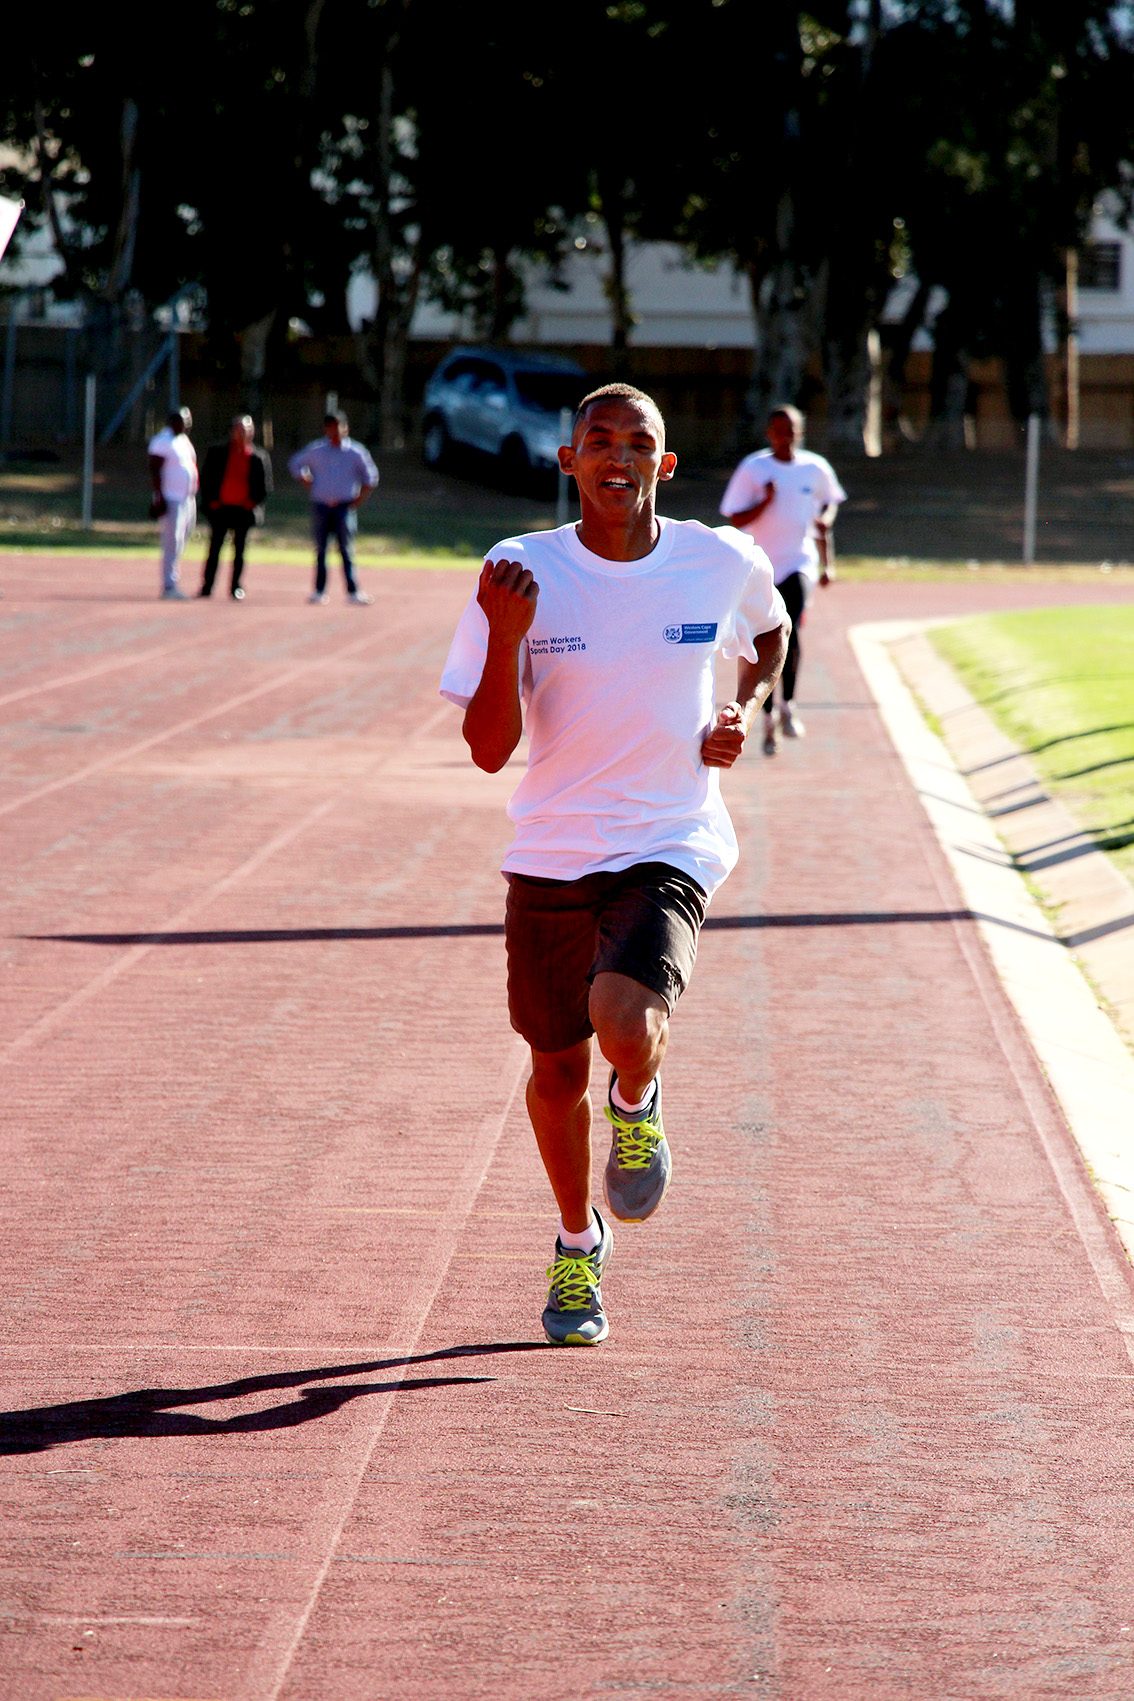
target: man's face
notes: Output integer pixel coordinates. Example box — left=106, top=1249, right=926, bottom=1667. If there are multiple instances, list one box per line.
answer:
left=324, top=419, right=343, bottom=447
left=560, top=401, right=676, bottom=520
left=766, top=412, right=799, bottom=456
left=172, top=408, right=192, bottom=436
left=232, top=416, right=254, bottom=448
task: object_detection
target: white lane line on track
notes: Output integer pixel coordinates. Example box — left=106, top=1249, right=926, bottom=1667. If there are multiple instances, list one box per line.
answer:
left=0, top=645, right=180, bottom=711
left=236, top=1046, right=530, bottom=1701
left=0, top=614, right=279, bottom=713
left=851, top=621, right=1134, bottom=1338
left=0, top=622, right=401, bottom=821
left=1, top=699, right=453, bottom=1065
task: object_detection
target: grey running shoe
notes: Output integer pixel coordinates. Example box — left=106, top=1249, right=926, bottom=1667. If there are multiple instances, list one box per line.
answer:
left=161, top=586, right=189, bottom=601
left=780, top=703, right=805, bottom=738
left=542, top=1212, right=613, bottom=1346
left=603, top=1071, right=671, bottom=1223
left=762, top=712, right=779, bottom=756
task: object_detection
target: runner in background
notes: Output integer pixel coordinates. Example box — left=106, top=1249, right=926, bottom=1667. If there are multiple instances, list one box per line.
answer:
left=440, top=384, right=789, bottom=1346
left=719, top=406, right=846, bottom=754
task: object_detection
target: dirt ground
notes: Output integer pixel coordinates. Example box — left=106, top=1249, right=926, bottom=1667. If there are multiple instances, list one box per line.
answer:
left=2, top=440, right=1132, bottom=564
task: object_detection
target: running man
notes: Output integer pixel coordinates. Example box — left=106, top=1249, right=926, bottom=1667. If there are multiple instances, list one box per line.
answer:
left=719, top=405, right=845, bottom=754
left=440, top=384, right=789, bottom=1345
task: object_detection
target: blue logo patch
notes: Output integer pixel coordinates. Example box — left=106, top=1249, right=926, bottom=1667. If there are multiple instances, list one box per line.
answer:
left=663, top=622, right=718, bottom=645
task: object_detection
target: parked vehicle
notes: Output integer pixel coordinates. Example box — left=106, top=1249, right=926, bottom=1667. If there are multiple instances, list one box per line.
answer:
left=421, top=348, right=588, bottom=484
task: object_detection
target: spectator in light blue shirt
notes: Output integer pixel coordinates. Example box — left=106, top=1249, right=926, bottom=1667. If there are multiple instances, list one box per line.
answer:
left=288, top=412, right=379, bottom=604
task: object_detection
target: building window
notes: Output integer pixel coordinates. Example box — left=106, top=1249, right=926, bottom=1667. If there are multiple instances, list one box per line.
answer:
left=1079, top=244, right=1121, bottom=291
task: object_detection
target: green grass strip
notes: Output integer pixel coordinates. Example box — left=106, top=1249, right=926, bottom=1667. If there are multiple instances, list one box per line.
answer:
left=931, top=606, right=1134, bottom=883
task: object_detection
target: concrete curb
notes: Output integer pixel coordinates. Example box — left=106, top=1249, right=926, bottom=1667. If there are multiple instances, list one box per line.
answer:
left=850, top=619, right=1134, bottom=1278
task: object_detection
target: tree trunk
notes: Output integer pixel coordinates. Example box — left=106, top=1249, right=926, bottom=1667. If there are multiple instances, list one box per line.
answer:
left=33, top=99, right=84, bottom=299
left=927, top=300, right=970, bottom=449
left=355, top=56, right=422, bottom=450
left=742, top=203, right=821, bottom=442
left=1003, top=269, right=1049, bottom=428
left=823, top=321, right=875, bottom=452
left=885, top=277, right=931, bottom=442
left=237, top=311, right=276, bottom=419
left=101, top=99, right=140, bottom=306
left=379, top=251, right=421, bottom=450
left=598, top=173, right=633, bottom=377
left=489, top=247, right=515, bottom=343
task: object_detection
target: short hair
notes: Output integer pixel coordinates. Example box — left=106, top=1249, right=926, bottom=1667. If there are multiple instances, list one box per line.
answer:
left=168, top=407, right=191, bottom=429
left=573, top=383, right=665, bottom=444
left=324, top=410, right=348, bottom=429
left=767, top=403, right=804, bottom=431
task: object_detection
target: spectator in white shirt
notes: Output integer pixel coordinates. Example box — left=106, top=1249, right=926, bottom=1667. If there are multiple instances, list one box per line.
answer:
left=148, top=408, right=199, bottom=601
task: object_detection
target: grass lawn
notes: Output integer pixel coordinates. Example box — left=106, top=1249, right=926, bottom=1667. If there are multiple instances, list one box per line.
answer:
left=931, top=606, right=1134, bottom=883
left=3, top=520, right=1133, bottom=588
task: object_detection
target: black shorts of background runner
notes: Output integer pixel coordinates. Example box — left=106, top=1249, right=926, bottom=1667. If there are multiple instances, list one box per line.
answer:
left=765, top=570, right=808, bottom=708
left=505, top=861, right=707, bottom=1054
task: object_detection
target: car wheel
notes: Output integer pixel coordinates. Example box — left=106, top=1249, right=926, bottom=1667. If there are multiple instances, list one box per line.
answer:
left=500, top=435, right=531, bottom=492
left=422, top=415, right=451, bottom=470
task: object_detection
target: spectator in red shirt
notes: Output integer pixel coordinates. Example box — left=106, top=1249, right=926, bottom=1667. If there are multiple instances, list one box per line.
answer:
left=197, top=415, right=273, bottom=599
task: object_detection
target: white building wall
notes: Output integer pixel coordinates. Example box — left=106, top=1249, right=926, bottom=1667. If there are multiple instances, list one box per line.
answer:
left=1077, top=209, right=1134, bottom=354
left=400, top=213, right=1134, bottom=355
left=397, top=240, right=756, bottom=348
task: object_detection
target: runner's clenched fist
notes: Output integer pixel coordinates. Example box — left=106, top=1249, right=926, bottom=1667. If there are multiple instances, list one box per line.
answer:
left=478, top=558, right=539, bottom=644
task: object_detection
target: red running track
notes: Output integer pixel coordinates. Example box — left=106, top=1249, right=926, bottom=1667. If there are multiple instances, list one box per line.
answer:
left=3, top=553, right=1134, bottom=1700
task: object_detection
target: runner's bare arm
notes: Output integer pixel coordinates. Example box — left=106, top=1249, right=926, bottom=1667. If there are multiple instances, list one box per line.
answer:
left=722, top=481, right=775, bottom=530
left=148, top=455, right=167, bottom=517
left=462, top=558, right=539, bottom=773
left=816, top=503, right=838, bottom=584
left=701, top=618, right=791, bottom=768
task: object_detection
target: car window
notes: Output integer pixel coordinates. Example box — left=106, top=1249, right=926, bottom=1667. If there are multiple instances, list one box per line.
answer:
left=513, top=371, right=587, bottom=413
left=440, top=357, right=478, bottom=387
left=471, top=362, right=507, bottom=394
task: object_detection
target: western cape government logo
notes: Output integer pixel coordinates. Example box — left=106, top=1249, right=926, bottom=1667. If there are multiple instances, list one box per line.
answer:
left=663, top=623, right=718, bottom=645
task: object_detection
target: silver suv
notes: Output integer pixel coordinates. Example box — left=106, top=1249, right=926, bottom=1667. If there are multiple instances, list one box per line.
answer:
left=421, top=348, right=588, bottom=482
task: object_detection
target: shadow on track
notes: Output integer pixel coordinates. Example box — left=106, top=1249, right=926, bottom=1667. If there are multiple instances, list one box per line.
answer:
left=24, top=911, right=974, bottom=947
left=0, top=1341, right=547, bottom=1455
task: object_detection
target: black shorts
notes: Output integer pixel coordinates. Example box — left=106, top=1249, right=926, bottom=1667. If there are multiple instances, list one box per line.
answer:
left=504, top=861, right=707, bottom=1055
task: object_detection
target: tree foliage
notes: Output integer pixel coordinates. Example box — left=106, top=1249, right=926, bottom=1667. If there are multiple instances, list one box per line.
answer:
left=3, top=0, right=1133, bottom=445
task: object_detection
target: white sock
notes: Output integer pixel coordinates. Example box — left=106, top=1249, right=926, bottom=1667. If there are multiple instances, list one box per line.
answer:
left=611, top=1076, right=655, bottom=1117
left=559, top=1213, right=601, bottom=1254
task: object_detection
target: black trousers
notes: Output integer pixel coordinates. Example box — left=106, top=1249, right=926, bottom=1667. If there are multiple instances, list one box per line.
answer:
left=201, top=507, right=255, bottom=594
left=765, top=570, right=808, bottom=709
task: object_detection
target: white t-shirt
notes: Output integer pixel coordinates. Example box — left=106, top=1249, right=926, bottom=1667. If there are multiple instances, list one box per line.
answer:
left=720, top=448, right=845, bottom=584
left=439, top=518, right=786, bottom=895
left=148, top=427, right=199, bottom=501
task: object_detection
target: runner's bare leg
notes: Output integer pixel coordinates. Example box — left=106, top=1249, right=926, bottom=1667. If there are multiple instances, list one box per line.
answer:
left=590, top=971, right=668, bottom=1106
left=528, top=975, right=668, bottom=1232
left=528, top=1040, right=594, bottom=1233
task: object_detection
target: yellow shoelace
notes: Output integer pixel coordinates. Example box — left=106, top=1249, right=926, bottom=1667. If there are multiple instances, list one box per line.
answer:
left=546, top=1250, right=601, bottom=1310
left=603, top=1102, right=663, bottom=1170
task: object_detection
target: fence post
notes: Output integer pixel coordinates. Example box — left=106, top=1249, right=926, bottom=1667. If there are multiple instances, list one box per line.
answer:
left=1, top=304, right=18, bottom=451
left=1022, top=413, right=1040, bottom=566
left=1065, top=249, right=1080, bottom=451
left=556, top=407, right=572, bottom=526
left=81, top=373, right=96, bottom=529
